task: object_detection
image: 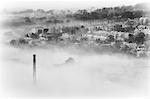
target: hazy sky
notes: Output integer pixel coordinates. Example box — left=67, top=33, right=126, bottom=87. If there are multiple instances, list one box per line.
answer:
left=1, top=0, right=150, bottom=11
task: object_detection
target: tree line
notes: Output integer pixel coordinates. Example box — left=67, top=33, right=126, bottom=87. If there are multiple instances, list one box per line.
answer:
left=73, top=5, right=146, bottom=20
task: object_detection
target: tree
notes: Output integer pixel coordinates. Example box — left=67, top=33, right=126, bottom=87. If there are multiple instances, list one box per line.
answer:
left=122, top=11, right=134, bottom=19
left=24, top=17, right=31, bottom=23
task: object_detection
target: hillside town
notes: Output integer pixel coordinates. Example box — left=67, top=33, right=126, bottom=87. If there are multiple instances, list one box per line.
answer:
left=9, top=17, right=150, bottom=57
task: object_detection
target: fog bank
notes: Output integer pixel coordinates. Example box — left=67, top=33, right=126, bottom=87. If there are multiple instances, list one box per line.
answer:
left=0, top=43, right=150, bottom=97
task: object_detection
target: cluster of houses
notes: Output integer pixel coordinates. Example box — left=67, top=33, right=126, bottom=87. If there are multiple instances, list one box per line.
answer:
left=10, top=18, right=150, bottom=57
left=85, top=25, right=149, bottom=57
